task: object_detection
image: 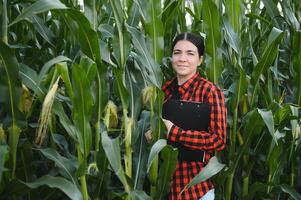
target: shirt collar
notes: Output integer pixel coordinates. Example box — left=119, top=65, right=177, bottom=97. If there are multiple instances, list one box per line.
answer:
left=177, top=72, right=199, bottom=95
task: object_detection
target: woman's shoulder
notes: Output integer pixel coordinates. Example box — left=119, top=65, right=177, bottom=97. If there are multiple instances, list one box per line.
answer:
left=162, top=78, right=176, bottom=91
left=197, top=76, right=224, bottom=95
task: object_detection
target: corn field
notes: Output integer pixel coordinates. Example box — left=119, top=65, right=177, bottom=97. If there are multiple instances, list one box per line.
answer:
left=0, top=0, right=300, bottom=199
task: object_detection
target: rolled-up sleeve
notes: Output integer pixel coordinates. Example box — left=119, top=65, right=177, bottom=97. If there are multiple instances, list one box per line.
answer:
left=167, top=87, right=227, bottom=152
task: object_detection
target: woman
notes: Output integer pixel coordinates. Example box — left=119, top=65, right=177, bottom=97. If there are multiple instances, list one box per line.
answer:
left=146, top=32, right=227, bottom=200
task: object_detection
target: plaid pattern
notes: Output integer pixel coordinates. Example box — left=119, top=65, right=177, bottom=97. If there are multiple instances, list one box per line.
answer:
left=162, top=73, right=227, bottom=200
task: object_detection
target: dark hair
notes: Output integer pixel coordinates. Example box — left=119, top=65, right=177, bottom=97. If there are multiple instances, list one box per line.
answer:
left=171, top=32, right=205, bottom=57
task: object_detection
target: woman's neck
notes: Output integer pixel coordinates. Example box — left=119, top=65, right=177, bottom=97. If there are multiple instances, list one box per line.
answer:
left=177, top=73, right=196, bottom=85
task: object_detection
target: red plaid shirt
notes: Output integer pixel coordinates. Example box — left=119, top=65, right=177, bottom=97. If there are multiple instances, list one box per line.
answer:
left=162, top=73, right=227, bottom=200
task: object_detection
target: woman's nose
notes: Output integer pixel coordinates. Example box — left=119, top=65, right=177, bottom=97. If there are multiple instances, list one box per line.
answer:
left=179, top=53, right=187, bottom=61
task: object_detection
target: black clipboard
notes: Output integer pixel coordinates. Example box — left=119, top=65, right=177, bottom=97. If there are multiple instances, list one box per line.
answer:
left=162, top=99, right=211, bottom=161
left=162, top=100, right=211, bottom=131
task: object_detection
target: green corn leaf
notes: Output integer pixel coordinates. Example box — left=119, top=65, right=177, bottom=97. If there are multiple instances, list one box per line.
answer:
left=95, top=73, right=108, bottom=122
left=202, top=0, right=223, bottom=83
left=127, top=1, right=140, bottom=27
left=250, top=41, right=259, bottom=67
left=230, top=68, right=247, bottom=110
left=151, top=90, right=165, bottom=141
left=23, top=175, right=82, bottom=200
left=223, top=18, right=240, bottom=54
left=281, top=1, right=300, bottom=31
left=278, top=184, right=301, bottom=200
left=109, top=0, right=130, bottom=68
left=61, top=8, right=107, bottom=125
left=98, top=24, right=116, bottom=67
left=225, top=0, right=241, bottom=33
left=62, top=8, right=109, bottom=125
left=144, top=0, right=164, bottom=63
left=79, top=56, right=97, bottom=85
left=63, top=10, right=102, bottom=69
left=292, top=31, right=301, bottom=105
left=180, top=156, right=225, bottom=195
left=161, top=0, right=182, bottom=50
left=264, top=69, right=273, bottom=105
left=262, top=0, right=282, bottom=28
left=99, top=39, right=116, bottom=67
left=245, top=182, right=268, bottom=200
left=0, top=144, right=9, bottom=183
left=241, top=109, right=266, bottom=139
left=8, top=125, right=21, bottom=179
left=113, top=68, right=130, bottom=110
left=230, top=109, right=265, bottom=173
left=246, top=182, right=301, bottom=200
left=39, top=148, right=77, bottom=184
left=274, top=104, right=293, bottom=126
left=83, top=0, right=97, bottom=29
left=191, top=0, right=202, bottom=21
left=72, top=63, right=93, bottom=157
left=63, top=9, right=108, bottom=120
left=0, top=41, right=23, bottom=126
left=125, top=60, right=145, bottom=121
left=56, top=62, right=73, bottom=98
left=246, top=13, right=272, bottom=26
left=155, top=145, right=178, bottom=200
left=29, top=15, right=55, bottom=46
left=109, top=0, right=124, bottom=32
left=147, top=139, right=167, bottom=172
left=9, top=0, right=67, bottom=26
left=52, top=133, right=70, bottom=154
left=98, top=24, right=114, bottom=38
left=19, top=64, right=45, bottom=99
left=250, top=28, right=284, bottom=108
left=258, top=109, right=277, bottom=144
left=127, top=25, right=162, bottom=87
left=111, top=28, right=131, bottom=69
left=53, top=102, right=78, bottom=141
left=95, top=137, right=109, bottom=194
left=267, top=138, right=282, bottom=180
left=38, top=56, right=71, bottom=84
left=0, top=41, right=24, bottom=178
left=161, top=0, right=180, bottom=18
left=133, top=111, right=150, bottom=189
left=101, top=130, right=130, bottom=192
left=176, top=2, right=186, bottom=31
left=130, top=190, right=152, bottom=200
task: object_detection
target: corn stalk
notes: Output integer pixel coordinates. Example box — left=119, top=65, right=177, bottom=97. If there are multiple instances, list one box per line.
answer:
left=0, top=42, right=23, bottom=180
left=0, top=0, right=8, bottom=43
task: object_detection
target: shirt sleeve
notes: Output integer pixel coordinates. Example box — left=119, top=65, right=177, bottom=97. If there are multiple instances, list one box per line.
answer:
left=167, top=87, right=227, bottom=152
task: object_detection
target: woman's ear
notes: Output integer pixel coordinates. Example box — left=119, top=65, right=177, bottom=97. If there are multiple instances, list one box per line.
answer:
left=198, top=56, right=203, bottom=66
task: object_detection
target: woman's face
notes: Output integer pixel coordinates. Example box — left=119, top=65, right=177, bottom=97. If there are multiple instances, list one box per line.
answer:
left=172, top=40, right=202, bottom=84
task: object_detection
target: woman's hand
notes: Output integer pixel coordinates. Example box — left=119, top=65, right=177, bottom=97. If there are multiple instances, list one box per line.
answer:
left=162, top=119, right=173, bottom=133
left=144, top=129, right=153, bottom=143
left=144, top=119, right=173, bottom=144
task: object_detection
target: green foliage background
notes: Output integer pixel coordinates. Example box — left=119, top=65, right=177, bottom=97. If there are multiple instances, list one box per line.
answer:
left=0, top=0, right=300, bottom=199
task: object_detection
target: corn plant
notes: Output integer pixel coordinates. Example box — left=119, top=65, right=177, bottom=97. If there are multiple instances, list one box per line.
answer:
left=0, top=0, right=300, bottom=200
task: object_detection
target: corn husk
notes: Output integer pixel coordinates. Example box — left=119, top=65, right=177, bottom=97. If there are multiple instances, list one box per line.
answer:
left=103, top=100, right=118, bottom=130
left=141, top=85, right=156, bottom=105
left=35, top=77, right=60, bottom=145
left=0, top=125, right=6, bottom=143
left=18, top=84, right=33, bottom=114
